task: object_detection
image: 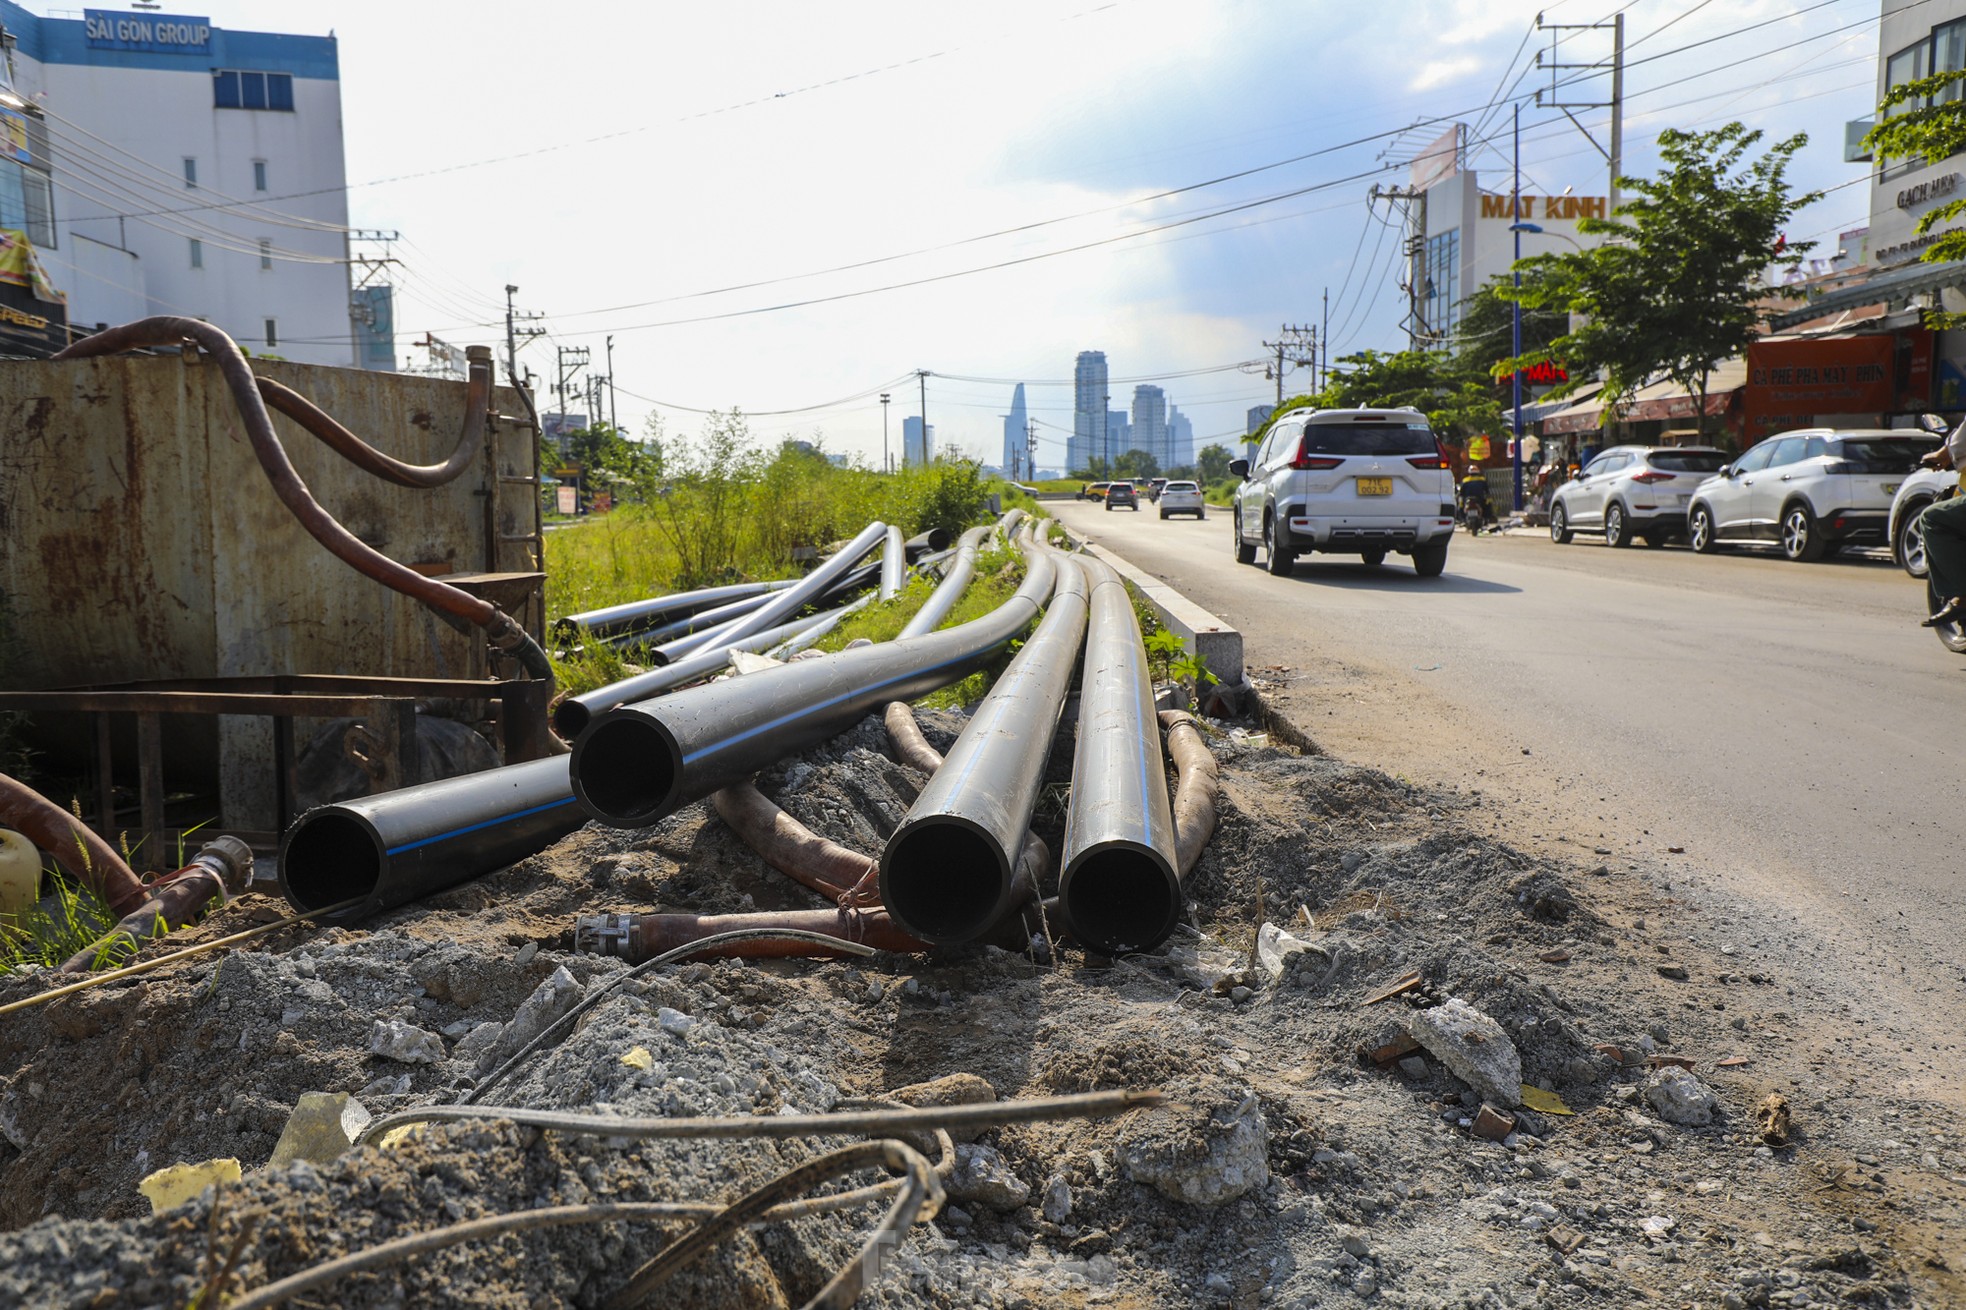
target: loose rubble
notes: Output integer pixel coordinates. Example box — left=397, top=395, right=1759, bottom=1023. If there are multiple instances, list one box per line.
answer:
left=0, top=710, right=1959, bottom=1307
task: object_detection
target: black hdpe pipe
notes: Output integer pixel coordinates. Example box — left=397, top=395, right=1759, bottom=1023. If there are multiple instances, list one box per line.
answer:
left=558, top=580, right=796, bottom=644
left=570, top=524, right=1058, bottom=829
left=278, top=755, right=585, bottom=922
left=1057, top=555, right=1181, bottom=955
left=553, top=604, right=845, bottom=738
left=661, top=521, right=890, bottom=662
left=877, top=542, right=1090, bottom=945
left=620, top=590, right=782, bottom=660
left=898, top=525, right=992, bottom=639
left=639, top=558, right=881, bottom=664
left=903, top=527, right=953, bottom=561
left=55, top=318, right=553, bottom=684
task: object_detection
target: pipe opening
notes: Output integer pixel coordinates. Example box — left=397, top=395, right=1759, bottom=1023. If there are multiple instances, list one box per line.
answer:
left=1063, top=846, right=1180, bottom=956
left=553, top=699, right=592, bottom=739
left=281, top=812, right=382, bottom=913
left=881, top=820, right=1009, bottom=944
left=573, top=714, right=681, bottom=826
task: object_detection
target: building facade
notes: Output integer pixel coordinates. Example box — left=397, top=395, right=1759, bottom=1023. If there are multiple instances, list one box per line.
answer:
left=1168, top=405, right=1194, bottom=468
left=1070, top=349, right=1108, bottom=473
left=1130, top=383, right=1167, bottom=467
left=0, top=3, right=358, bottom=366
left=1000, top=382, right=1027, bottom=478
left=902, top=415, right=933, bottom=467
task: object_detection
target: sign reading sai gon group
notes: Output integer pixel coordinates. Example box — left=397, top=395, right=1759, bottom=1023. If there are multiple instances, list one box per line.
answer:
left=83, top=10, right=211, bottom=55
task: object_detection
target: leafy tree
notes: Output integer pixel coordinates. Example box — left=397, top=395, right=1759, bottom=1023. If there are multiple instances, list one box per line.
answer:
left=1112, top=448, right=1161, bottom=479
left=1195, top=443, right=1233, bottom=484
left=1865, top=70, right=1966, bottom=322
left=1501, top=122, right=1817, bottom=435
left=1455, top=272, right=1567, bottom=379
left=1315, top=349, right=1502, bottom=442
left=648, top=409, right=759, bottom=586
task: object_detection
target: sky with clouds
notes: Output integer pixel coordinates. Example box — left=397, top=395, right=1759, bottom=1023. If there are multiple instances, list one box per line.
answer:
left=79, top=0, right=1889, bottom=471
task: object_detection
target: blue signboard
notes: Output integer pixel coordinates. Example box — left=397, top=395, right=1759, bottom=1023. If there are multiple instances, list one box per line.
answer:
left=82, top=11, right=212, bottom=55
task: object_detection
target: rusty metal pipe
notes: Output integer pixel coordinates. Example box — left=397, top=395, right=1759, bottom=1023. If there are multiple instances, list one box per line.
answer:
left=58, top=836, right=252, bottom=972
left=1058, top=557, right=1182, bottom=956
left=878, top=545, right=1088, bottom=945
left=576, top=907, right=929, bottom=961
left=0, top=770, right=147, bottom=916
left=254, top=346, right=490, bottom=489
left=711, top=782, right=873, bottom=901
left=54, top=318, right=552, bottom=684
left=1159, top=709, right=1219, bottom=878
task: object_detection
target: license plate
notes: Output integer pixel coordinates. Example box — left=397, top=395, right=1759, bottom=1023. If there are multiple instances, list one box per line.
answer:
left=1357, top=477, right=1392, bottom=496
left=1882, top=482, right=1900, bottom=495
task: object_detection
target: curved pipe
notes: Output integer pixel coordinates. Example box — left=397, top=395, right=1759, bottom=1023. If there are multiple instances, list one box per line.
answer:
left=571, top=528, right=1057, bottom=830
left=0, top=771, right=147, bottom=916
left=557, top=580, right=796, bottom=644
left=253, top=344, right=489, bottom=489
left=55, top=318, right=553, bottom=684
left=58, top=836, right=251, bottom=972
left=880, top=525, right=907, bottom=599
left=278, top=755, right=583, bottom=922
left=897, top=524, right=992, bottom=639
left=1159, top=709, right=1220, bottom=878
left=660, top=521, right=889, bottom=663
left=878, top=546, right=1089, bottom=945
left=903, top=527, right=953, bottom=561
left=711, top=782, right=874, bottom=901
left=1058, top=557, right=1181, bottom=956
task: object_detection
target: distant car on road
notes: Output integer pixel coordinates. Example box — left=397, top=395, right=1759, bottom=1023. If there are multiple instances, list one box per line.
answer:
left=1230, top=406, right=1455, bottom=576
left=1685, top=429, right=1938, bottom=561
left=1548, top=445, right=1728, bottom=548
left=1157, top=480, right=1205, bottom=519
left=1081, top=481, right=1112, bottom=502
left=1888, top=466, right=1959, bottom=578
left=1105, top=481, right=1140, bottom=510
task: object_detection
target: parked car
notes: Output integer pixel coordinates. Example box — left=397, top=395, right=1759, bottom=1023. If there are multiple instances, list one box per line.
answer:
left=1230, top=406, right=1455, bottom=577
left=1548, top=445, right=1728, bottom=548
left=1158, top=480, right=1205, bottom=519
left=1105, top=481, right=1140, bottom=510
left=1685, top=429, right=1939, bottom=561
left=1888, top=466, right=1959, bottom=578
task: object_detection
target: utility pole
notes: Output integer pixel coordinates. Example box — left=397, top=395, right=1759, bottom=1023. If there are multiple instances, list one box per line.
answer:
left=1537, top=12, right=1625, bottom=215
left=503, top=284, right=545, bottom=388
left=880, top=393, right=891, bottom=473
left=605, top=334, right=618, bottom=431
left=1026, top=418, right=1037, bottom=482
left=917, top=370, right=931, bottom=464
left=1609, top=13, right=1624, bottom=215
left=1320, top=288, right=1330, bottom=392
left=1372, top=184, right=1431, bottom=348
left=554, top=344, right=591, bottom=442
left=1262, top=325, right=1318, bottom=405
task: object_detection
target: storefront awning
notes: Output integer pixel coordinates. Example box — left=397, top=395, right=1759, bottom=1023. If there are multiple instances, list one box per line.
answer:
left=1767, top=258, right=1966, bottom=331
left=1538, top=364, right=1745, bottom=433
left=1533, top=384, right=1606, bottom=435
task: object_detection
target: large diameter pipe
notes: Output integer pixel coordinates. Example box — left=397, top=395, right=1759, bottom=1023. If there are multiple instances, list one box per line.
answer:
left=570, top=530, right=1058, bottom=830
left=880, top=525, right=907, bottom=599
left=1057, top=557, right=1181, bottom=956
left=878, top=548, right=1089, bottom=945
left=554, top=606, right=843, bottom=738
left=660, top=521, right=889, bottom=662
left=558, top=580, right=796, bottom=643
left=902, top=527, right=953, bottom=561
left=278, top=755, right=584, bottom=922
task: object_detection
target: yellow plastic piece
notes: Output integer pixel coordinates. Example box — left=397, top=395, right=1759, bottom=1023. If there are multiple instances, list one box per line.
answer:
left=376, top=1124, right=422, bottom=1151
left=138, top=1158, right=242, bottom=1213
left=1519, top=1084, right=1574, bottom=1116
left=0, top=830, right=39, bottom=921
left=621, top=1046, right=654, bottom=1070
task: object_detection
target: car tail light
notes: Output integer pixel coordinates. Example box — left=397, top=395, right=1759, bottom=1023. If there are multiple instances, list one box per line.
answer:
left=1292, top=454, right=1344, bottom=470
left=1631, top=469, right=1675, bottom=483
left=1407, top=454, right=1446, bottom=469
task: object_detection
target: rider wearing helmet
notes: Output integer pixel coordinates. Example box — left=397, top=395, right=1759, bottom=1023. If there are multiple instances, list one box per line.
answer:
left=1919, top=420, right=1966, bottom=626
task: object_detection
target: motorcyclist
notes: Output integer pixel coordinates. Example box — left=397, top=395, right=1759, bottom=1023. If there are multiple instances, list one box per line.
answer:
left=1918, top=419, right=1966, bottom=627
left=1459, top=467, right=1492, bottom=532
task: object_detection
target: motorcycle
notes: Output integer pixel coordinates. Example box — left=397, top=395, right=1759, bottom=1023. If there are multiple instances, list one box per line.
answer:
left=1913, top=415, right=1966, bottom=652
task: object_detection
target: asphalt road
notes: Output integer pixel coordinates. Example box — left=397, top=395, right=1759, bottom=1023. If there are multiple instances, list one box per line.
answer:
left=1050, top=497, right=1966, bottom=1051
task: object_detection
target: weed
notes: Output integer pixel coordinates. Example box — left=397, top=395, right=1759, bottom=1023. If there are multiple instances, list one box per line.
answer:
left=0, top=866, right=113, bottom=974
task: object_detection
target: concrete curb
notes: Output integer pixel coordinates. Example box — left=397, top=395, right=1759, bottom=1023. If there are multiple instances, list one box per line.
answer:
left=1075, top=541, right=1243, bottom=686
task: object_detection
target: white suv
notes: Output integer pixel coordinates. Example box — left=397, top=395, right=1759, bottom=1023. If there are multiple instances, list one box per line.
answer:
left=1157, top=480, right=1205, bottom=519
left=1549, top=445, right=1729, bottom=548
left=1230, top=407, right=1455, bottom=576
left=1686, top=429, right=1938, bottom=561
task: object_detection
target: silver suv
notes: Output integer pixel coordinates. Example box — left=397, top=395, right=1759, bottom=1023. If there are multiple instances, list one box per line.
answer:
left=1686, top=429, right=1938, bottom=561
left=1549, top=445, right=1728, bottom=548
left=1230, top=407, right=1454, bottom=577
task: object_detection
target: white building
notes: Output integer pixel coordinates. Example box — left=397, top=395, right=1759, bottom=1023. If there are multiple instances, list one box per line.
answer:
left=1070, top=349, right=1108, bottom=472
left=902, top=415, right=933, bottom=466
left=0, top=3, right=358, bottom=366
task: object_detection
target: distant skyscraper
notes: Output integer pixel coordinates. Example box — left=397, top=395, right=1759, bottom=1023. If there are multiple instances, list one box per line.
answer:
left=1131, top=385, right=1169, bottom=468
left=1108, top=410, right=1131, bottom=454
left=1072, top=351, right=1109, bottom=472
left=1001, top=383, right=1028, bottom=478
left=902, top=416, right=934, bottom=467
left=1168, top=405, right=1195, bottom=468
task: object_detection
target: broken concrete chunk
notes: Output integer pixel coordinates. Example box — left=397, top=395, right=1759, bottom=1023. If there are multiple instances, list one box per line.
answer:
left=1255, top=922, right=1313, bottom=976
left=265, top=1093, right=372, bottom=1171
left=368, top=1018, right=446, bottom=1065
left=890, top=1072, right=997, bottom=1145
left=487, top=965, right=583, bottom=1067
left=1472, top=1103, right=1516, bottom=1142
left=455, top=1022, right=504, bottom=1064
left=657, top=1007, right=695, bottom=1037
left=1407, top=998, right=1523, bottom=1109
left=138, top=1158, right=242, bottom=1214
left=1643, top=1067, right=1719, bottom=1126
left=1116, top=1083, right=1270, bottom=1207
left=1041, top=1174, right=1073, bottom=1223
left=946, top=1143, right=1031, bottom=1212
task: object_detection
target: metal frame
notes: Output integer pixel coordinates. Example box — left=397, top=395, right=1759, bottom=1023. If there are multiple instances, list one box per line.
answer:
left=0, top=674, right=552, bottom=868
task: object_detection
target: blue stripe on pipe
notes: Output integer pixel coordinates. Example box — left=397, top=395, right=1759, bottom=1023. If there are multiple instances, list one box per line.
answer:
left=385, top=796, right=582, bottom=855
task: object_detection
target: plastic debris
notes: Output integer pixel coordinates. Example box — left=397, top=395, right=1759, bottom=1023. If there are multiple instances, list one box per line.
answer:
left=621, top=1046, right=654, bottom=1070
left=1519, top=1084, right=1574, bottom=1116
left=265, top=1093, right=371, bottom=1171
left=138, top=1158, right=242, bottom=1214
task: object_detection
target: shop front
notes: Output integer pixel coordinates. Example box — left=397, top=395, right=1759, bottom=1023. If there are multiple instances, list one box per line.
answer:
left=1743, top=330, right=1932, bottom=443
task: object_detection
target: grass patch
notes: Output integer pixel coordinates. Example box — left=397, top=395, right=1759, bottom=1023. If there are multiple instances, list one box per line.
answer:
left=0, top=870, right=114, bottom=974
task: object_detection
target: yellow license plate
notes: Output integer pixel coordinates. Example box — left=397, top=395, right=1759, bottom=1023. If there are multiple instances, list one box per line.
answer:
left=1357, top=477, right=1392, bottom=496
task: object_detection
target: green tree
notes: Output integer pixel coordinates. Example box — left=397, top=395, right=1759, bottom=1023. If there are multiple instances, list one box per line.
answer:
left=649, top=409, right=759, bottom=586
left=1865, top=69, right=1966, bottom=322
left=1455, top=272, right=1568, bottom=379
left=1112, top=447, right=1161, bottom=479
left=1195, top=443, right=1233, bottom=484
left=1315, top=349, right=1502, bottom=442
left=1501, top=122, right=1817, bottom=435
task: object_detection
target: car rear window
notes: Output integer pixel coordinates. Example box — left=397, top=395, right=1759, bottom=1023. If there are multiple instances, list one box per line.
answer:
left=1647, top=451, right=1727, bottom=472
left=1166, top=481, right=1198, bottom=491
left=1300, top=422, right=1436, bottom=457
left=1832, top=438, right=1939, bottom=473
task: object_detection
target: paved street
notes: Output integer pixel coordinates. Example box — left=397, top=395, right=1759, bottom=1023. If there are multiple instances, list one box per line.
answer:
left=1051, top=498, right=1966, bottom=1055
